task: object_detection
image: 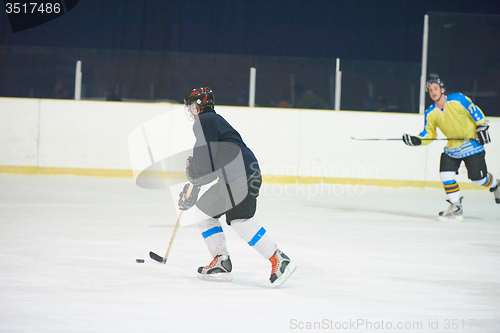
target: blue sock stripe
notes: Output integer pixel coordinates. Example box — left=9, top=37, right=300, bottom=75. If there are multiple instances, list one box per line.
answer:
left=248, top=227, right=266, bottom=247
left=442, top=180, right=456, bottom=186
left=201, top=226, right=223, bottom=239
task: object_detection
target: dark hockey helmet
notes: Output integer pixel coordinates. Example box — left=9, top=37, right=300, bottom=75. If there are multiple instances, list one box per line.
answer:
left=184, top=87, right=215, bottom=111
left=426, top=78, right=445, bottom=91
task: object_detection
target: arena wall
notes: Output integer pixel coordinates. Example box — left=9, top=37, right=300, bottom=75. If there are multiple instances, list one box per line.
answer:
left=1, top=97, right=498, bottom=189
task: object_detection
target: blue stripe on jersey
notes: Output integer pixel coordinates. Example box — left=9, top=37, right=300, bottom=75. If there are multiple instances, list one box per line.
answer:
left=248, top=227, right=266, bottom=246
left=444, top=140, right=484, bottom=158
left=447, top=93, right=484, bottom=123
left=418, top=106, right=434, bottom=138
left=202, top=226, right=223, bottom=239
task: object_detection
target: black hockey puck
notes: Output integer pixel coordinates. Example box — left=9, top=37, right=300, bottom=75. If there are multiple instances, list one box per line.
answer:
left=136, top=259, right=144, bottom=263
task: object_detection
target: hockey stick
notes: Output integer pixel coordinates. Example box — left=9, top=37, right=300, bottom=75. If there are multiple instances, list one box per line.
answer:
left=149, top=183, right=194, bottom=264
left=350, top=137, right=473, bottom=141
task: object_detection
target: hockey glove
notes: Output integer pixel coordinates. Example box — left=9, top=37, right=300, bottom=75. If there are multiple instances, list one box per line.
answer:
left=178, top=183, right=201, bottom=211
left=476, top=124, right=491, bottom=145
left=185, top=156, right=217, bottom=185
left=402, top=134, right=421, bottom=146
left=185, top=156, right=203, bottom=185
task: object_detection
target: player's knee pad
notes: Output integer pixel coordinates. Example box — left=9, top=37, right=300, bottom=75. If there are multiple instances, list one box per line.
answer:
left=192, top=206, right=220, bottom=231
left=232, top=218, right=277, bottom=259
left=194, top=210, right=227, bottom=258
left=471, top=172, right=495, bottom=187
left=231, top=218, right=260, bottom=242
left=440, top=171, right=456, bottom=183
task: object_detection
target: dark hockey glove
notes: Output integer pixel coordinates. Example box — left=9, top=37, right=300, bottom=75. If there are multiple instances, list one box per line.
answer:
left=476, top=124, right=491, bottom=145
left=402, top=134, right=421, bottom=146
left=178, top=183, right=201, bottom=211
left=185, top=156, right=203, bottom=185
left=185, top=156, right=218, bottom=185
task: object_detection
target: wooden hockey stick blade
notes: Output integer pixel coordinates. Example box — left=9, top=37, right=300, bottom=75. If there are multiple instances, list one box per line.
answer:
left=149, top=251, right=166, bottom=263
left=149, top=184, right=193, bottom=264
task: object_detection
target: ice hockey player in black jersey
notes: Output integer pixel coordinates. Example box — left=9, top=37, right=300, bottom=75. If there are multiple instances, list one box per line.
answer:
left=178, top=86, right=296, bottom=286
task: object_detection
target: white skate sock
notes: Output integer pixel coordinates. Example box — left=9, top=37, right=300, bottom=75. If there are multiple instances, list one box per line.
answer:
left=194, top=206, right=229, bottom=258
left=440, top=171, right=461, bottom=203
left=471, top=173, right=497, bottom=189
left=231, top=218, right=277, bottom=259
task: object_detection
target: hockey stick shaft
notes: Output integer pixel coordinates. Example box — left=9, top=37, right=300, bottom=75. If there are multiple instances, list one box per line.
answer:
left=150, top=183, right=194, bottom=264
left=350, top=137, right=473, bottom=141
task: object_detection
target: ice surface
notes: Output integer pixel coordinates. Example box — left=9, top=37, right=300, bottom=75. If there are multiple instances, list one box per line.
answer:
left=0, top=174, right=499, bottom=332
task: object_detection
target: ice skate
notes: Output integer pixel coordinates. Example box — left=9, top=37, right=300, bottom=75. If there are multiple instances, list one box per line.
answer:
left=438, top=197, right=463, bottom=221
left=490, top=180, right=500, bottom=204
left=198, top=254, right=233, bottom=282
left=269, top=249, right=296, bottom=287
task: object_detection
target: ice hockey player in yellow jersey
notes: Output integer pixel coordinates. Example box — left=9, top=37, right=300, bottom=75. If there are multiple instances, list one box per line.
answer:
left=402, top=78, right=499, bottom=220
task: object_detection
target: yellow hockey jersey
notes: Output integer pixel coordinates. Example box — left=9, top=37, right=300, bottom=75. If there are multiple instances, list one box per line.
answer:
left=418, top=93, right=486, bottom=158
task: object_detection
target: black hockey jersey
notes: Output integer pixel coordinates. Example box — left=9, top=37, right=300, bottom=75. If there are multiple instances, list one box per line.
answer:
left=191, top=108, right=260, bottom=185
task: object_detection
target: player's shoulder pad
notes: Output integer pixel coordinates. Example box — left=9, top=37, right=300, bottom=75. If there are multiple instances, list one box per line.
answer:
left=446, top=92, right=468, bottom=102
left=424, top=103, right=436, bottom=115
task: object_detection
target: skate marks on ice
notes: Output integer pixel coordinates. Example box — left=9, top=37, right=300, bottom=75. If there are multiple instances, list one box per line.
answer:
left=229, top=271, right=297, bottom=289
left=391, top=276, right=500, bottom=294
left=469, top=242, right=500, bottom=254
left=306, top=204, right=435, bottom=220
left=283, top=183, right=498, bottom=223
left=304, top=203, right=489, bottom=223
